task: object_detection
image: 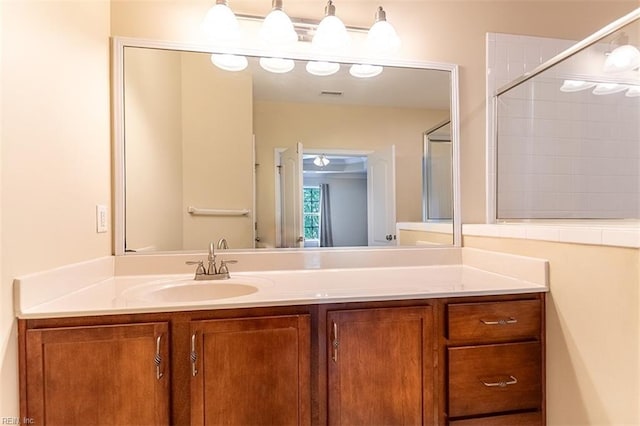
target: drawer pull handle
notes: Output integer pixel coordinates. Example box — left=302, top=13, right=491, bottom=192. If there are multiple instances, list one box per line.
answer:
left=480, top=317, right=518, bottom=325
left=481, top=375, right=518, bottom=387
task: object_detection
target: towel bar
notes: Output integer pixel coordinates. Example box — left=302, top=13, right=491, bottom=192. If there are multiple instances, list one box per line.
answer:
left=187, top=206, right=250, bottom=217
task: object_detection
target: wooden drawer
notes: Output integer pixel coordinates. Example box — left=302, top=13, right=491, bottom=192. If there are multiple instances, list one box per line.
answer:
left=447, top=299, right=541, bottom=342
left=448, top=342, right=542, bottom=418
left=449, top=411, right=542, bottom=425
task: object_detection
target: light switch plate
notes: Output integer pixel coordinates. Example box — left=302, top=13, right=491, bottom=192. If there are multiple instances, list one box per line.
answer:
left=96, top=205, right=108, bottom=233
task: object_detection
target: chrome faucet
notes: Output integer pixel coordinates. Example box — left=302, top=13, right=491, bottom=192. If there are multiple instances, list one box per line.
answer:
left=217, top=237, right=229, bottom=250
left=186, top=241, right=237, bottom=280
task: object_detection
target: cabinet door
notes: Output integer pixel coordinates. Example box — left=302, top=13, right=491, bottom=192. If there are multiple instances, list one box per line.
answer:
left=25, top=322, right=169, bottom=426
left=327, top=306, right=434, bottom=426
left=190, top=315, right=310, bottom=426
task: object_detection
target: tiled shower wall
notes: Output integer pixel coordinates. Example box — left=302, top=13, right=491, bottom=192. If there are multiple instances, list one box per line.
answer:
left=487, top=33, right=640, bottom=219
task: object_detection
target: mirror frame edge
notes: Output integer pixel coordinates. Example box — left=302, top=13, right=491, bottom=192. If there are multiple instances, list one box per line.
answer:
left=111, top=36, right=462, bottom=255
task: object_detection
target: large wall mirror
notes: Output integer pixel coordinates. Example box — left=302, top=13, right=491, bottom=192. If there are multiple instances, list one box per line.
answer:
left=113, top=37, right=460, bottom=255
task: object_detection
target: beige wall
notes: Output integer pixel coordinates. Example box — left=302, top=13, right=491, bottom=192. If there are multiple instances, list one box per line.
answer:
left=0, top=0, right=4, bottom=414
left=180, top=52, right=255, bottom=249
left=125, top=47, right=184, bottom=251
left=465, top=236, right=640, bottom=425
left=254, top=100, right=447, bottom=248
left=0, top=0, right=637, bottom=417
left=1, top=0, right=111, bottom=415
left=398, top=229, right=453, bottom=246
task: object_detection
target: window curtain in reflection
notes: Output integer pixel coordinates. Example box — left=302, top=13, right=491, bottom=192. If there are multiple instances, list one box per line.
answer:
left=319, top=183, right=333, bottom=247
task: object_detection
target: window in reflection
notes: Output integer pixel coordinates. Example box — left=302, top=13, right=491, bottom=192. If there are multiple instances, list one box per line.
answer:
left=303, top=186, right=321, bottom=245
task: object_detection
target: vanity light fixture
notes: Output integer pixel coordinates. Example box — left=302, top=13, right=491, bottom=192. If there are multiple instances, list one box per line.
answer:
left=626, top=85, right=640, bottom=97
left=259, top=57, right=295, bottom=73
left=559, top=79, right=597, bottom=92
left=259, top=0, right=298, bottom=47
left=592, top=82, right=627, bottom=95
left=258, top=1, right=297, bottom=74
left=201, top=0, right=242, bottom=43
left=202, top=1, right=403, bottom=76
left=604, top=45, right=640, bottom=73
left=366, top=6, right=400, bottom=54
left=306, top=60, right=341, bottom=76
left=202, top=0, right=249, bottom=72
left=311, top=1, right=350, bottom=52
left=349, top=64, right=383, bottom=78
left=313, top=154, right=330, bottom=167
left=211, top=53, right=248, bottom=71
left=560, top=79, right=640, bottom=97
left=603, top=33, right=640, bottom=73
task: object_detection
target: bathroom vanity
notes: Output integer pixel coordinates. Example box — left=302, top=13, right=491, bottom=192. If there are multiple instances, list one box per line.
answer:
left=15, top=248, right=548, bottom=425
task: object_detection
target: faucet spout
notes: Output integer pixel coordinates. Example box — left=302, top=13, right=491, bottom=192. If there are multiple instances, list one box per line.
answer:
left=207, top=242, right=217, bottom=274
left=217, top=238, right=229, bottom=250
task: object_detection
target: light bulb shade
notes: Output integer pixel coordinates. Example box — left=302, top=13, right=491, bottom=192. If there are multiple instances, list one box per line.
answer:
left=201, top=3, right=241, bottom=42
left=312, top=13, right=350, bottom=51
left=259, top=57, right=295, bottom=73
left=349, top=64, right=383, bottom=78
left=211, top=54, right=248, bottom=72
left=366, top=18, right=400, bottom=54
left=560, top=80, right=597, bottom=92
left=592, top=83, right=627, bottom=95
left=306, top=61, right=340, bottom=76
left=313, top=155, right=330, bottom=167
left=260, top=9, right=298, bottom=47
left=626, top=86, right=640, bottom=97
left=603, top=44, right=640, bottom=73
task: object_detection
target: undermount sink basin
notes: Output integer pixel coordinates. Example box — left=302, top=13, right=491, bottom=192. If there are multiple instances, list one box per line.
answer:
left=141, top=282, right=258, bottom=303
left=121, top=277, right=267, bottom=303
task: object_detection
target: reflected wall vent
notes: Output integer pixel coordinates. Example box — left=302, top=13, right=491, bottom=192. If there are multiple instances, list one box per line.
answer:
left=320, top=90, right=343, bottom=96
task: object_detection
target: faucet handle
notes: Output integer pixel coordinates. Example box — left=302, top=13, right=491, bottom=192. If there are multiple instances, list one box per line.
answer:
left=186, top=260, right=206, bottom=276
left=218, top=259, right=238, bottom=275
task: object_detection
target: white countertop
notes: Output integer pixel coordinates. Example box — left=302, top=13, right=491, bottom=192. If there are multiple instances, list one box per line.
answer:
left=14, top=248, right=549, bottom=319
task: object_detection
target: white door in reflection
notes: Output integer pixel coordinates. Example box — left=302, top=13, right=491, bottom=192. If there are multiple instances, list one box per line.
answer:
left=279, top=142, right=304, bottom=248
left=367, top=145, right=397, bottom=246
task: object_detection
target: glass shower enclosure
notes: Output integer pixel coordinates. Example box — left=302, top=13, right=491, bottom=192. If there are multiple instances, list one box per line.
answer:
left=494, top=9, right=640, bottom=220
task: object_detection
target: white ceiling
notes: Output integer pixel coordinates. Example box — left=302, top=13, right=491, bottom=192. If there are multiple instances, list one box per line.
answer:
left=246, top=56, right=451, bottom=110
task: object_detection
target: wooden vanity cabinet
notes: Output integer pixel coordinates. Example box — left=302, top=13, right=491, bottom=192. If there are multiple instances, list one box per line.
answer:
left=442, top=296, right=545, bottom=425
left=19, top=293, right=545, bottom=426
left=189, top=315, right=311, bottom=426
left=19, top=309, right=311, bottom=426
left=324, top=304, right=436, bottom=426
left=22, top=322, right=170, bottom=425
